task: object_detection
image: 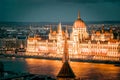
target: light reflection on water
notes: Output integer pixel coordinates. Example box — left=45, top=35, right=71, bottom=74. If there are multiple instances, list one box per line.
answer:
left=1, top=58, right=120, bottom=80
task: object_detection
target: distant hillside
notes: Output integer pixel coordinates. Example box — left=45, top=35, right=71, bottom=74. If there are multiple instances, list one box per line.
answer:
left=0, top=21, right=120, bottom=26
left=86, top=21, right=120, bottom=24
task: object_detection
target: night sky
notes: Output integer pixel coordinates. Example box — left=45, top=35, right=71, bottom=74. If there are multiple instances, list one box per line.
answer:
left=0, top=0, right=120, bottom=22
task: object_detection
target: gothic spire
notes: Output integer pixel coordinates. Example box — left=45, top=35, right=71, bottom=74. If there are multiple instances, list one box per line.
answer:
left=65, top=26, right=69, bottom=38
left=101, top=26, right=104, bottom=33
left=58, top=22, right=62, bottom=33
left=65, top=26, right=68, bottom=33
left=50, top=25, right=52, bottom=33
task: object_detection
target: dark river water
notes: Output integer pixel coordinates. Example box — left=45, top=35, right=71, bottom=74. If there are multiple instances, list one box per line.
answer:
left=1, top=57, right=120, bottom=80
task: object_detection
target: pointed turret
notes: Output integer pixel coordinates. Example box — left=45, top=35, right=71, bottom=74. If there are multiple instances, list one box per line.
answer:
left=57, top=22, right=63, bottom=41
left=58, top=22, right=62, bottom=33
left=101, top=26, right=104, bottom=33
left=50, top=25, right=52, bottom=33
left=65, top=26, right=68, bottom=33
left=57, top=34, right=75, bottom=80
left=65, top=26, right=69, bottom=38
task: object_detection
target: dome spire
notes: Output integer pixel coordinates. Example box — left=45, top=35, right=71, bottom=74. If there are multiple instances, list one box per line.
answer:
left=78, top=10, right=80, bottom=19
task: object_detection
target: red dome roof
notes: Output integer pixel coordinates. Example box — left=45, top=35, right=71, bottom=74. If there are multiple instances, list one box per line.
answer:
left=73, top=18, right=86, bottom=28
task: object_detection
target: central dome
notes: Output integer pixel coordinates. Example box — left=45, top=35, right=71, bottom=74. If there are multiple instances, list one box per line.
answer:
left=73, top=11, right=86, bottom=28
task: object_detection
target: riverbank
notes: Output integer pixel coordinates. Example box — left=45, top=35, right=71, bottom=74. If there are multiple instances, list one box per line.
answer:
left=1, top=53, right=120, bottom=65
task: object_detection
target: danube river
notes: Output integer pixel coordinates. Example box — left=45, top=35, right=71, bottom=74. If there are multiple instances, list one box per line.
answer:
left=1, top=57, right=120, bottom=80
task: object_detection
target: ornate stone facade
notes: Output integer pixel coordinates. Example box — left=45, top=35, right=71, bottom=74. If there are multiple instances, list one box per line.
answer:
left=26, top=11, right=120, bottom=61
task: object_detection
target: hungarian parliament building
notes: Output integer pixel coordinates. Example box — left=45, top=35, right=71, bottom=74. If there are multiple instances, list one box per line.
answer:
left=26, top=12, right=120, bottom=61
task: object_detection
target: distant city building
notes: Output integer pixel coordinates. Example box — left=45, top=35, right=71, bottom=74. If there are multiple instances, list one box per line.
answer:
left=0, top=36, right=27, bottom=53
left=16, top=35, right=27, bottom=49
left=0, top=38, right=16, bottom=51
left=26, top=11, right=120, bottom=61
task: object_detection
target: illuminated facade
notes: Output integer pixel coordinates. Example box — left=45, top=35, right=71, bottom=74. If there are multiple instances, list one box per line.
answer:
left=26, top=35, right=57, bottom=55
left=91, top=26, right=114, bottom=41
left=26, top=11, right=120, bottom=61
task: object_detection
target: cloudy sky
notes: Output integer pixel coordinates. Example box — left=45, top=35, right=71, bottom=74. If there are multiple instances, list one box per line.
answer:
left=0, top=0, right=120, bottom=22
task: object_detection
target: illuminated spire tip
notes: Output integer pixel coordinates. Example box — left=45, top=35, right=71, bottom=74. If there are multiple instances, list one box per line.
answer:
left=78, top=10, right=80, bottom=19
